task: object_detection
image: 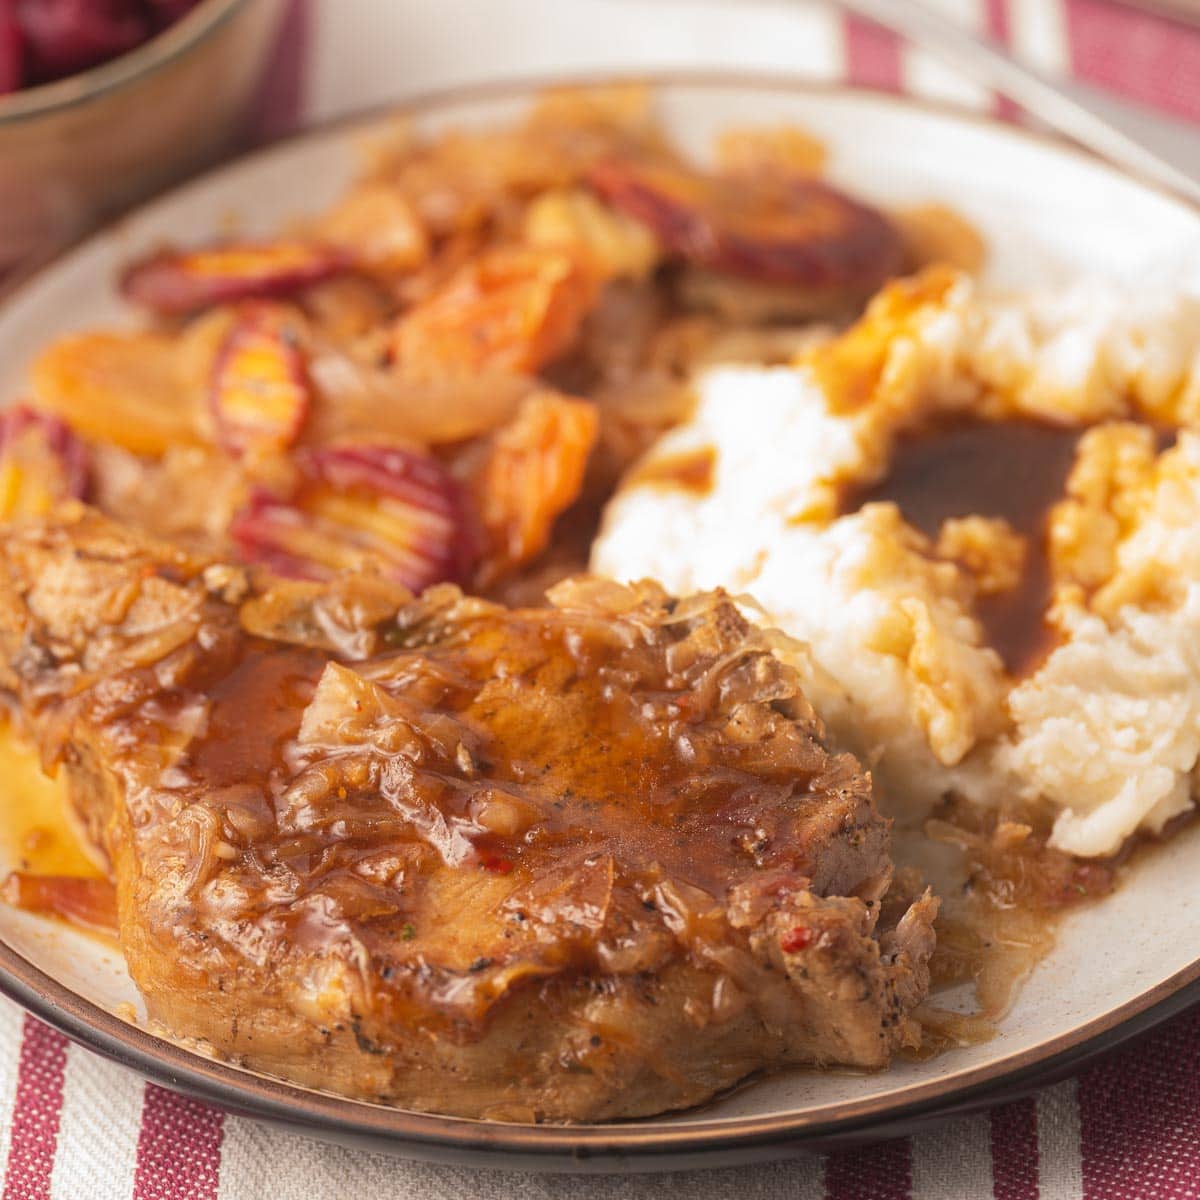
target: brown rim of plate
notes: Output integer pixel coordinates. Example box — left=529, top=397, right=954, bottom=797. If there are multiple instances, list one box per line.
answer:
left=0, top=71, right=1198, bottom=1168
left=1, top=933, right=1198, bottom=1167
left=0, top=0, right=249, bottom=126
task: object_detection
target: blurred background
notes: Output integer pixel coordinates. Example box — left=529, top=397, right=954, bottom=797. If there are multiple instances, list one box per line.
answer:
left=2, top=0, right=1199, bottom=275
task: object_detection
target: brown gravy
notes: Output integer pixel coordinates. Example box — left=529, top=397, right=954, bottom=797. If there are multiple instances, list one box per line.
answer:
left=842, top=419, right=1082, bottom=674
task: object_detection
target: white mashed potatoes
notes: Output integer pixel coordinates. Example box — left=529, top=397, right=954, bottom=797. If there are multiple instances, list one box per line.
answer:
left=593, top=268, right=1200, bottom=858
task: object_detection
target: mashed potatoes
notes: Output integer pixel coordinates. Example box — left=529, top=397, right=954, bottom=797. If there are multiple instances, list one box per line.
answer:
left=593, top=268, right=1200, bottom=857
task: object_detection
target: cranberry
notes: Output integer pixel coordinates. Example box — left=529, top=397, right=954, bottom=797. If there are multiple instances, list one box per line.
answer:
left=781, top=925, right=815, bottom=954
left=1, top=0, right=207, bottom=93
left=0, top=0, right=24, bottom=95
left=141, top=0, right=201, bottom=33
left=480, top=856, right=514, bottom=875
left=17, top=0, right=148, bottom=86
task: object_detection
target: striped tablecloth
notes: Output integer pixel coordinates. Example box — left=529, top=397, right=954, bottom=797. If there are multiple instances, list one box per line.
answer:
left=3, top=2, right=1200, bottom=1196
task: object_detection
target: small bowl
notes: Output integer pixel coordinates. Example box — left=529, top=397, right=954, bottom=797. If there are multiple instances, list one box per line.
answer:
left=0, top=0, right=286, bottom=272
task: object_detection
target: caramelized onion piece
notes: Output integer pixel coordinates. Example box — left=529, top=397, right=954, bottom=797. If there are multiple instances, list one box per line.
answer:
left=305, top=348, right=532, bottom=446
left=589, top=156, right=902, bottom=289
left=231, top=445, right=476, bottom=592
left=121, top=241, right=348, bottom=316
left=0, top=406, right=88, bottom=518
left=211, top=304, right=310, bottom=457
left=238, top=573, right=414, bottom=658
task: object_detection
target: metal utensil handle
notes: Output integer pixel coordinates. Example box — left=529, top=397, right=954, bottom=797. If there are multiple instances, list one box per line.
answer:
left=838, top=0, right=1200, bottom=206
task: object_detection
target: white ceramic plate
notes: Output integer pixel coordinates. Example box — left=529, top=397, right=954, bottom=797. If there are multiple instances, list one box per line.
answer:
left=1, top=75, right=1199, bottom=1173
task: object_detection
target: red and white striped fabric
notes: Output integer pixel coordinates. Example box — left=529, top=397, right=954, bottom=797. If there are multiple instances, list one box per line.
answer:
left=4, top=1, right=1200, bottom=1196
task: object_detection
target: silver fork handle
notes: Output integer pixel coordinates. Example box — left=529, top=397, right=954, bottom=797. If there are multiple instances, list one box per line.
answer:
left=836, top=0, right=1200, bottom=208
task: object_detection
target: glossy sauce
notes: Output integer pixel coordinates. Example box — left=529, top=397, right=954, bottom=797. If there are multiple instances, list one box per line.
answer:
left=186, top=644, right=324, bottom=791
left=897, top=797, right=1117, bottom=1049
left=394, top=600, right=871, bottom=904
left=842, top=419, right=1082, bottom=674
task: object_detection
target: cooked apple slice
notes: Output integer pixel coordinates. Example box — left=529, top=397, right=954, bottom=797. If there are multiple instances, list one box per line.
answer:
left=121, top=241, right=348, bottom=315
left=0, top=406, right=88, bottom=519
left=230, top=445, right=476, bottom=592
left=588, top=156, right=902, bottom=290
left=211, top=304, right=310, bottom=457
left=390, top=246, right=597, bottom=377
left=470, top=391, right=598, bottom=583
left=30, top=327, right=211, bottom=457
left=315, top=184, right=430, bottom=276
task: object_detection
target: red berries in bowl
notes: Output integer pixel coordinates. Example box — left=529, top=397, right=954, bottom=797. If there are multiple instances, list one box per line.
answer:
left=0, top=0, right=203, bottom=95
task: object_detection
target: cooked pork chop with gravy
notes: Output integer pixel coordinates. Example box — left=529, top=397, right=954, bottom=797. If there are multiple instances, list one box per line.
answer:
left=0, top=506, right=936, bottom=1120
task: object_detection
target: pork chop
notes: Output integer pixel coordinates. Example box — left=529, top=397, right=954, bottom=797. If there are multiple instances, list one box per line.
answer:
left=0, top=506, right=936, bottom=1121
